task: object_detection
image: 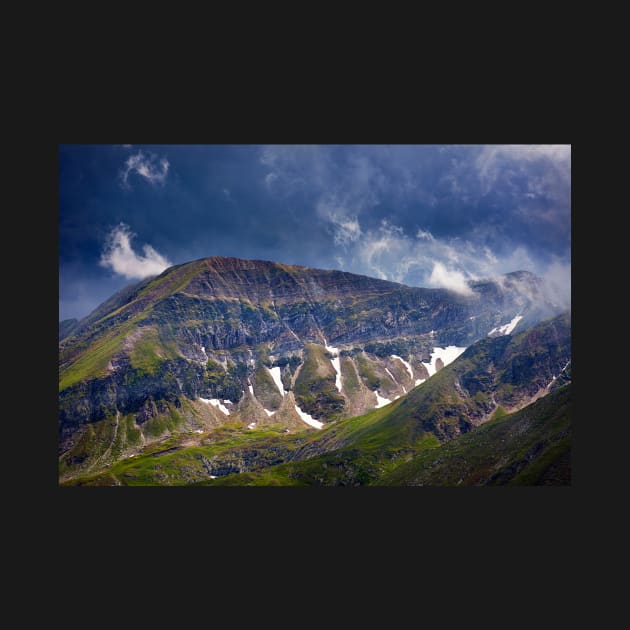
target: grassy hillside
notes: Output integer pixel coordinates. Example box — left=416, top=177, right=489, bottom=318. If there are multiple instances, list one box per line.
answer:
left=293, top=344, right=345, bottom=420
left=378, top=383, right=571, bottom=486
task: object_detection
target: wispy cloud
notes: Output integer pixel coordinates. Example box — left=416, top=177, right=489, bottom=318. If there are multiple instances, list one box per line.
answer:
left=316, top=195, right=362, bottom=246
left=353, top=220, right=481, bottom=293
left=257, top=144, right=570, bottom=299
left=539, top=258, right=571, bottom=311
left=120, top=150, right=169, bottom=188
left=99, top=223, right=172, bottom=280
left=428, top=262, right=474, bottom=295
left=475, top=144, right=571, bottom=195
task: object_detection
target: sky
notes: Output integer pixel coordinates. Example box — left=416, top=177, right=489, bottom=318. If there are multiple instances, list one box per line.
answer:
left=59, top=144, right=571, bottom=321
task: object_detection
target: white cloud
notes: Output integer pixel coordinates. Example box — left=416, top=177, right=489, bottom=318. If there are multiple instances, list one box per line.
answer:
left=120, top=150, right=169, bottom=188
left=340, top=219, right=559, bottom=297
left=428, top=262, right=474, bottom=295
left=416, top=229, right=435, bottom=242
left=540, top=258, right=571, bottom=311
left=356, top=221, right=410, bottom=281
left=331, top=216, right=361, bottom=246
left=316, top=196, right=362, bottom=246
left=99, top=223, right=172, bottom=280
left=353, top=222, right=471, bottom=287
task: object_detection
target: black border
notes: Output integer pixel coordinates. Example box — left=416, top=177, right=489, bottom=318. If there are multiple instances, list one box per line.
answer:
left=39, top=74, right=583, bottom=570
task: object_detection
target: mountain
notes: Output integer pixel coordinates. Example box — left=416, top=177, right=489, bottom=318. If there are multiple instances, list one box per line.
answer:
left=59, top=266, right=570, bottom=486
left=59, top=318, right=78, bottom=341
left=378, top=383, right=571, bottom=486
left=67, top=316, right=571, bottom=485
left=199, top=313, right=571, bottom=486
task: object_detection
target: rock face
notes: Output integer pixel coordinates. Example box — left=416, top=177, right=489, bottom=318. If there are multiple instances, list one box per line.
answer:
left=58, top=256, right=561, bottom=478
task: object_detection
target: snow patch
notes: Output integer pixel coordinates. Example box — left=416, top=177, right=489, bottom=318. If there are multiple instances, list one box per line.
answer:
left=324, top=339, right=343, bottom=392
left=194, top=429, right=204, bottom=434
left=294, top=404, right=324, bottom=429
left=209, top=475, right=217, bottom=479
left=374, top=391, right=391, bottom=408
left=268, top=366, right=285, bottom=396
left=415, top=379, right=426, bottom=386
left=264, top=409, right=276, bottom=417
left=324, top=340, right=337, bottom=354
left=422, top=346, right=467, bottom=377
left=248, top=383, right=254, bottom=396
left=488, top=314, right=523, bottom=336
left=199, top=397, right=230, bottom=415
left=385, top=367, right=398, bottom=384
left=247, top=422, right=257, bottom=430
left=331, top=356, right=342, bottom=391
left=391, top=355, right=414, bottom=380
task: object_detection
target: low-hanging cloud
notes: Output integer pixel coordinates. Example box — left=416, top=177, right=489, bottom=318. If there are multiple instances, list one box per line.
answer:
left=539, top=258, right=571, bottom=311
left=100, top=223, right=172, bottom=280
left=429, top=262, right=474, bottom=295
left=120, top=150, right=169, bottom=188
left=352, top=221, right=482, bottom=294
left=346, top=219, right=570, bottom=301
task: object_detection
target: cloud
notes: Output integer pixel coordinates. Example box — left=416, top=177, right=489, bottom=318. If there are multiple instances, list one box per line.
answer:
left=330, top=215, right=361, bottom=246
left=120, top=150, right=169, bottom=188
left=256, top=144, right=570, bottom=299
left=428, top=262, right=474, bottom=295
left=540, top=258, right=571, bottom=311
left=475, top=144, right=571, bottom=195
left=99, top=223, right=172, bottom=280
left=416, top=229, right=435, bottom=242
left=342, top=219, right=567, bottom=300
left=352, top=221, right=480, bottom=292
left=316, top=196, right=362, bottom=246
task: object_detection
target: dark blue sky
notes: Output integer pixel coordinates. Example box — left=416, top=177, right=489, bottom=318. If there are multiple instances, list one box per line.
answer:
left=59, top=144, right=571, bottom=320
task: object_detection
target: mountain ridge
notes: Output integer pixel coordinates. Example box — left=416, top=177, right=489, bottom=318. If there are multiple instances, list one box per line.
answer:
left=58, top=254, right=566, bottom=482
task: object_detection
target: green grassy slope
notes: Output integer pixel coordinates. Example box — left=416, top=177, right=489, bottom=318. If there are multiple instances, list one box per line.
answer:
left=293, top=344, right=345, bottom=420
left=377, top=383, right=571, bottom=486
